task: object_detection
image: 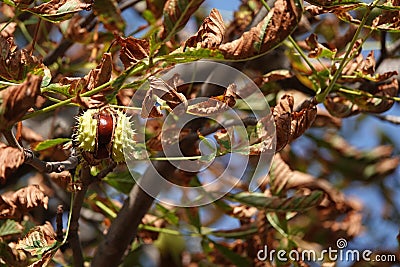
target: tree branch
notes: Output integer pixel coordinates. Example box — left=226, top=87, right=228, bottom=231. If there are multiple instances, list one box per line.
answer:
left=23, top=149, right=79, bottom=173
left=91, top=159, right=175, bottom=267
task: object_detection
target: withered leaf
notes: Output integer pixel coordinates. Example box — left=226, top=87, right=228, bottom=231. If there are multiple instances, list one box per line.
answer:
left=0, top=142, right=25, bottom=184
left=184, top=8, right=225, bottom=49
left=219, top=0, right=302, bottom=59
left=0, top=37, right=41, bottom=82
left=63, top=53, right=113, bottom=108
left=27, top=0, right=92, bottom=22
left=324, top=93, right=359, bottom=118
left=141, top=76, right=188, bottom=118
left=159, top=0, right=205, bottom=39
left=187, top=83, right=237, bottom=116
left=339, top=50, right=398, bottom=83
left=93, top=0, right=125, bottom=32
left=354, top=78, right=399, bottom=113
left=273, top=94, right=293, bottom=151
left=325, top=79, right=398, bottom=117
left=289, top=98, right=317, bottom=141
left=146, top=0, right=166, bottom=19
left=16, top=221, right=56, bottom=256
left=372, top=0, right=400, bottom=31
left=272, top=95, right=317, bottom=150
left=0, top=185, right=49, bottom=219
left=225, top=0, right=262, bottom=40
left=248, top=114, right=275, bottom=155
left=0, top=22, right=16, bottom=38
left=64, top=16, right=89, bottom=43
left=0, top=73, right=42, bottom=129
left=117, top=36, right=150, bottom=69
left=187, top=98, right=229, bottom=116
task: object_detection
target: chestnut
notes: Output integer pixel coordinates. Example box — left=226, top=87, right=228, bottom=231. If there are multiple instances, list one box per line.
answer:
left=73, top=106, right=136, bottom=165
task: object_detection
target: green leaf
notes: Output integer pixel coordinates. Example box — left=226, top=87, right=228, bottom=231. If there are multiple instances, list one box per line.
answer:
left=41, top=83, right=71, bottom=97
left=155, top=204, right=180, bottom=226
left=0, top=220, right=22, bottom=237
left=212, top=241, right=251, bottom=267
left=163, top=47, right=225, bottom=63
left=227, top=190, right=324, bottom=212
left=103, top=170, right=140, bottom=194
left=34, top=138, right=71, bottom=151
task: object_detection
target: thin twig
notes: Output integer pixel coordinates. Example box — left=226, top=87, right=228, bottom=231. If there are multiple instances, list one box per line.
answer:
left=24, top=149, right=79, bottom=173
left=373, top=114, right=400, bottom=125
left=2, top=129, right=23, bottom=150
left=56, top=205, right=64, bottom=242
left=376, top=31, right=387, bottom=68
left=69, top=165, right=91, bottom=267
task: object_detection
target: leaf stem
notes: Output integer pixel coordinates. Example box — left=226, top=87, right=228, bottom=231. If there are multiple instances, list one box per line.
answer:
left=316, top=0, right=380, bottom=102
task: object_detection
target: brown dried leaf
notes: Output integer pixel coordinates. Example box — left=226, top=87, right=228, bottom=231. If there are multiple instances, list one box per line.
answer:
left=0, top=142, right=25, bottom=184
left=273, top=94, right=293, bottom=151
left=93, top=0, right=125, bottom=32
left=63, top=53, right=113, bottom=108
left=339, top=50, right=398, bottom=83
left=289, top=98, right=317, bottom=141
left=27, top=0, right=91, bottom=22
left=372, top=3, right=400, bottom=31
left=0, top=22, right=17, bottom=38
left=324, top=94, right=359, bottom=118
left=225, top=0, right=262, bottom=40
left=16, top=221, right=56, bottom=256
left=249, top=114, right=275, bottom=155
left=0, top=37, right=41, bottom=82
left=117, top=36, right=149, bottom=69
left=159, top=0, right=205, bottom=39
left=64, top=16, right=89, bottom=43
left=184, top=8, right=225, bottom=49
left=146, top=0, right=166, bottom=19
left=354, top=78, right=399, bottom=113
left=141, top=76, right=188, bottom=118
left=187, top=99, right=229, bottom=116
left=263, top=69, right=293, bottom=83
left=0, top=185, right=48, bottom=219
left=0, top=73, right=42, bottom=129
left=219, top=0, right=301, bottom=59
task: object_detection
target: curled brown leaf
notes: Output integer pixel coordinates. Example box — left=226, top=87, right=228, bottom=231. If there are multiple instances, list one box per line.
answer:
left=159, top=0, right=205, bottom=39
left=0, top=37, right=41, bottom=82
left=117, top=36, right=150, bottom=69
left=141, top=76, right=188, bottom=118
left=0, top=73, right=42, bottom=129
left=0, top=185, right=48, bottom=219
left=61, top=53, right=113, bottom=108
left=184, top=8, right=225, bottom=49
left=219, top=0, right=302, bottom=59
left=27, top=0, right=91, bottom=20
left=16, top=221, right=56, bottom=256
left=289, top=98, right=317, bottom=141
left=272, top=94, right=317, bottom=151
left=273, top=94, right=293, bottom=151
left=0, top=142, right=25, bottom=184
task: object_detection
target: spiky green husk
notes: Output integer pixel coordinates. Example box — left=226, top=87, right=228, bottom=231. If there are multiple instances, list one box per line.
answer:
left=75, top=109, right=97, bottom=152
left=74, top=108, right=136, bottom=164
left=112, top=109, right=136, bottom=163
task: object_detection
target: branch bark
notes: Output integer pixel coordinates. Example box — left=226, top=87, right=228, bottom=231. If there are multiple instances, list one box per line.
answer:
left=91, top=159, right=175, bottom=267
